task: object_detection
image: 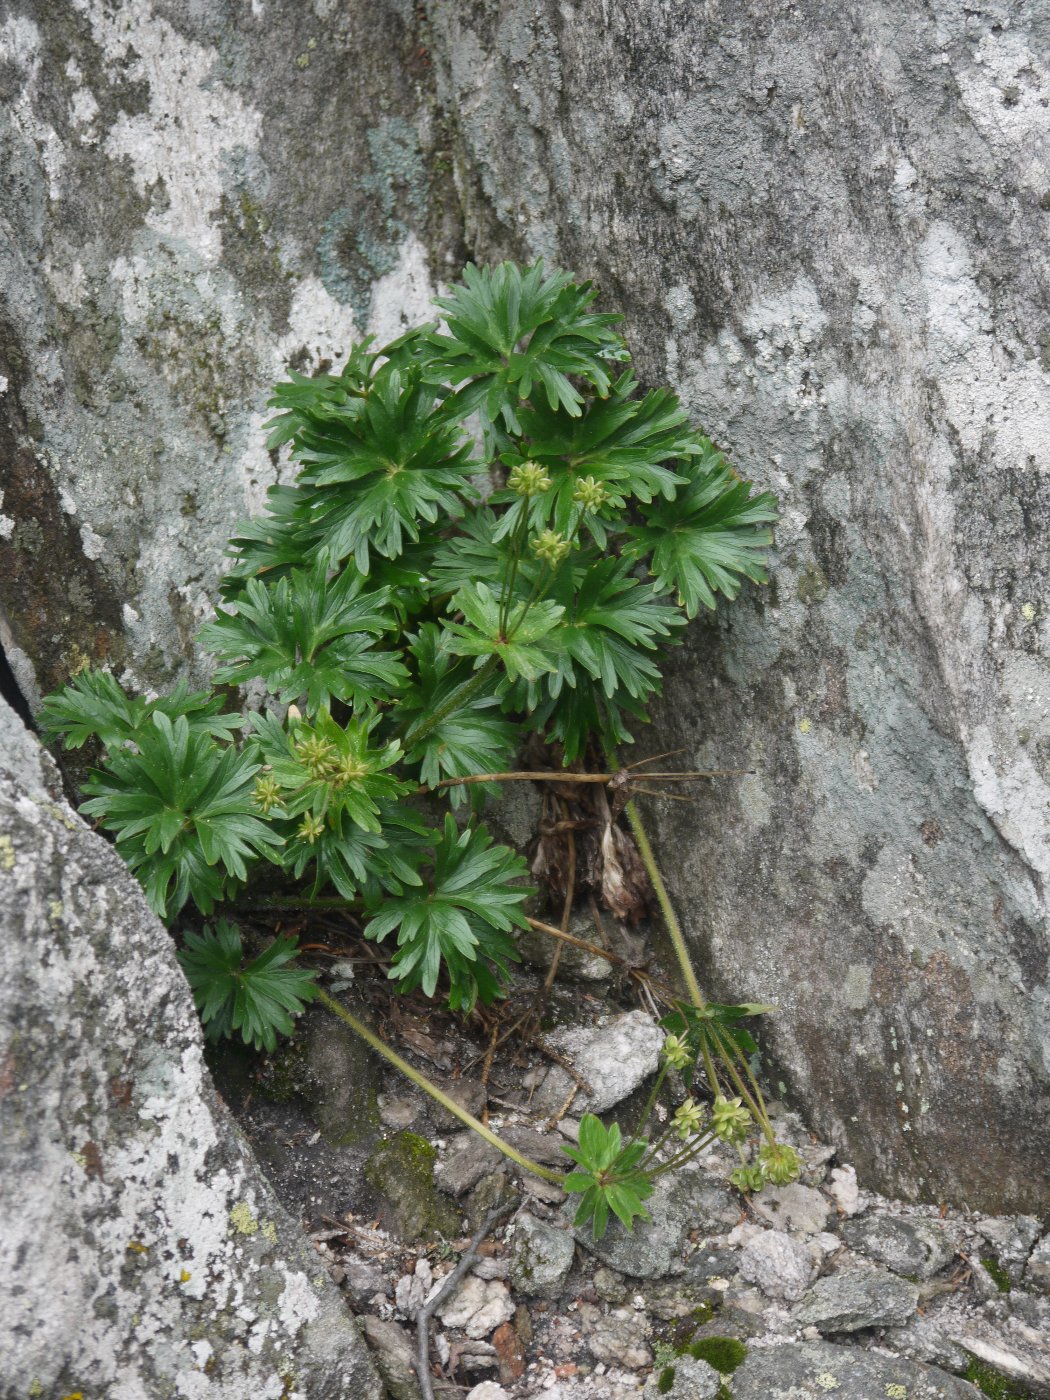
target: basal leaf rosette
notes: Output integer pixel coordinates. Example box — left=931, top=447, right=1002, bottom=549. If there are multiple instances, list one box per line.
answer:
left=80, top=712, right=283, bottom=918
left=363, top=814, right=532, bottom=1011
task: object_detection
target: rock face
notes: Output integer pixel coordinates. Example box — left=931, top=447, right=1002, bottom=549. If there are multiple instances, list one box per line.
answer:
left=422, top=0, right=1050, bottom=1216
left=2, top=0, right=1049, bottom=1215
left=0, top=698, right=383, bottom=1397
left=732, top=1340, right=981, bottom=1400
left=0, top=0, right=452, bottom=706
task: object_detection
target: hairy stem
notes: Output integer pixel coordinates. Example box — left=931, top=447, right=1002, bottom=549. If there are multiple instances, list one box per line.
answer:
left=315, top=988, right=564, bottom=1185
left=709, top=1024, right=776, bottom=1144
left=622, top=796, right=705, bottom=1009
left=399, top=655, right=500, bottom=747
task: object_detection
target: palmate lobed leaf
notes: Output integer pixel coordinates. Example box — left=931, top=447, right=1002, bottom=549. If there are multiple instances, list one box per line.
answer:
left=201, top=556, right=406, bottom=713
left=510, top=371, right=699, bottom=535
left=262, top=339, right=378, bottom=449
left=247, top=707, right=411, bottom=835
left=445, top=581, right=565, bottom=684
left=177, top=921, right=318, bottom=1053
left=424, top=260, right=625, bottom=437
left=81, top=714, right=283, bottom=917
left=561, top=1114, right=654, bottom=1238
left=292, top=361, right=479, bottom=573
left=363, top=814, right=531, bottom=1010
left=279, top=801, right=430, bottom=902
left=37, top=669, right=242, bottom=751
left=624, top=447, right=778, bottom=617
left=399, top=624, right=518, bottom=807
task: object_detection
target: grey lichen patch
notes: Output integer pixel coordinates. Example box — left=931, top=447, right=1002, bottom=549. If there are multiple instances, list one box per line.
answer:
left=0, top=698, right=383, bottom=1397
left=317, top=117, right=429, bottom=324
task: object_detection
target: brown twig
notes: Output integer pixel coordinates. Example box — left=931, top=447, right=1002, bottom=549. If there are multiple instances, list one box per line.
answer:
left=426, top=767, right=751, bottom=791
left=414, top=1200, right=520, bottom=1400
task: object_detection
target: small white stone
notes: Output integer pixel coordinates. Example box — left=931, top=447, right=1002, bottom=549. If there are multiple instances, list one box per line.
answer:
left=436, top=1276, right=514, bottom=1340
left=465, top=1384, right=510, bottom=1400
left=828, top=1164, right=860, bottom=1216
left=737, top=1228, right=817, bottom=1301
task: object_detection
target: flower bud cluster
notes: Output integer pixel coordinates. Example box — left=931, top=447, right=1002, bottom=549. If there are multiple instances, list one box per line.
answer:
left=711, top=1094, right=751, bottom=1144
left=531, top=529, right=571, bottom=565
left=572, top=475, right=607, bottom=510
left=509, top=463, right=552, bottom=497
left=672, top=1098, right=706, bottom=1140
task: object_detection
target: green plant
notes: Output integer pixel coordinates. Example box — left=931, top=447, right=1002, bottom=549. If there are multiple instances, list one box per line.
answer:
left=177, top=920, right=319, bottom=1052
left=41, top=259, right=791, bottom=1233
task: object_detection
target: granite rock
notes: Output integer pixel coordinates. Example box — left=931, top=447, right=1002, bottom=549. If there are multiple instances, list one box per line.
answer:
left=0, top=701, right=383, bottom=1398
left=793, top=1266, right=920, bottom=1333
left=732, top=1339, right=981, bottom=1399
left=843, top=1213, right=957, bottom=1279
left=737, top=1228, right=817, bottom=1301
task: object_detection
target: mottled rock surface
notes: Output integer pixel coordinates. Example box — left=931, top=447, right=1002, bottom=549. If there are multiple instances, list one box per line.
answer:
left=843, top=1212, right=957, bottom=1279
left=641, top=1355, right=721, bottom=1399
left=793, top=1265, right=921, bottom=1333
left=532, top=1009, right=665, bottom=1115
left=423, top=0, right=1050, bottom=1216
left=509, top=1210, right=575, bottom=1299
left=2, top=0, right=1049, bottom=1217
left=732, top=1340, right=980, bottom=1399
left=0, top=698, right=383, bottom=1396
left=737, top=1227, right=817, bottom=1301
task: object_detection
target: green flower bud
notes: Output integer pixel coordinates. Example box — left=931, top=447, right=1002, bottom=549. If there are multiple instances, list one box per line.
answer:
left=572, top=475, right=607, bottom=510
left=672, top=1098, right=706, bottom=1140
left=662, top=1034, right=692, bottom=1071
left=711, top=1094, right=752, bottom=1145
left=531, top=529, right=571, bottom=565
left=729, top=1165, right=766, bottom=1194
left=295, top=734, right=335, bottom=777
left=508, top=462, right=552, bottom=497
left=330, top=753, right=367, bottom=786
left=252, top=775, right=283, bottom=815
left=297, top=812, right=326, bottom=844
left=758, top=1141, right=802, bottom=1186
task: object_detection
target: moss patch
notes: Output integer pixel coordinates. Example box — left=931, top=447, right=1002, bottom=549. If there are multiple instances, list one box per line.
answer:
left=980, top=1255, right=1012, bottom=1293
left=686, top=1336, right=748, bottom=1374
left=364, top=1130, right=460, bottom=1243
left=964, top=1356, right=1037, bottom=1398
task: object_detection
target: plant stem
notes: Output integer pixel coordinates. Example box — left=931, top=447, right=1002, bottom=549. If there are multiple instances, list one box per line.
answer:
left=622, top=795, right=705, bottom=1009
left=710, top=1024, right=776, bottom=1144
left=649, top=1131, right=719, bottom=1177
left=399, top=655, right=500, bottom=747
left=625, top=1062, right=670, bottom=1153
left=429, top=768, right=746, bottom=791
left=498, top=500, right=531, bottom=636
left=315, top=988, right=564, bottom=1185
